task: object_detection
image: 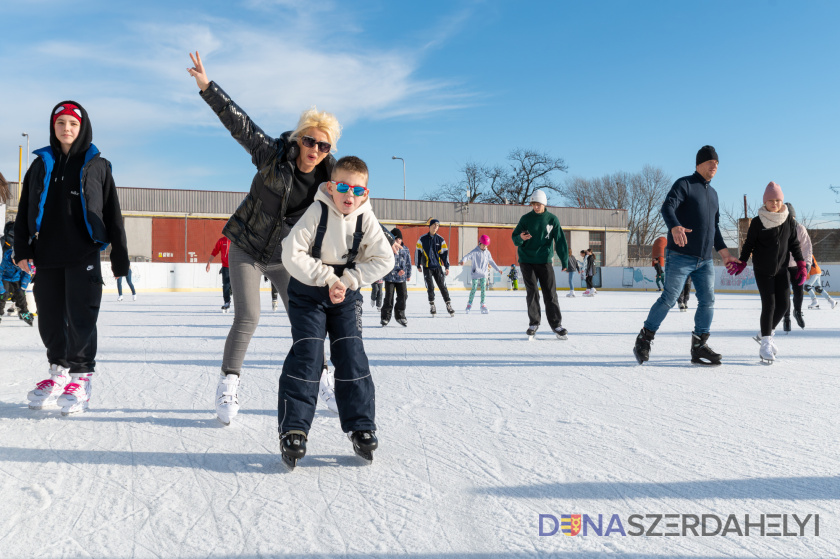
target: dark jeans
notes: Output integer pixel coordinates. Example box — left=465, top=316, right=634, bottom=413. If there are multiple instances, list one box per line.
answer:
left=585, top=275, right=593, bottom=289
left=422, top=267, right=450, bottom=303
left=221, top=266, right=231, bottom=304
left=520, top=262, right=562, bottom=328
left=677, top=276, right=692, bottom=306
left=784, top=266, right=803, bottom=318
left=371, top=282, right=383, bottom=307
left=33, top=252, right=102, bottom=373
left=382, top=281, right=408, bottom=321
left=1, top=280, right=29, bottom=313
left=116, top=268, right=136, bottom=296
left=755, top=272, right=790, bottom=336
left=278, top=277, right=375, bottom=435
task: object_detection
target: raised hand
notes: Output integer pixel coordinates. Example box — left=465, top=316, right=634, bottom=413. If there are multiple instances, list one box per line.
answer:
left=187, top=51, right=210, bottom=92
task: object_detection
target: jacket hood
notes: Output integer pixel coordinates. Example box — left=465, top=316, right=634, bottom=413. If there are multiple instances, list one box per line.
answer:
left=49, top=100, right=92, bottom=159
left=314, top=182, right=373, bottom=221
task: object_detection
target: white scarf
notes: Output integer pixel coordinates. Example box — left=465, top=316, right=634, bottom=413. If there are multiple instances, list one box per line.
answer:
left=757, top=205, right=789, bottom=229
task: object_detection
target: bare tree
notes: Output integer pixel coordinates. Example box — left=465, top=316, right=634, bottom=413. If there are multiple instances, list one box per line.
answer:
left=560, top=165, right=670, bottom=246
left=494, top=149, right=569, bottom=205
left=423, top=161, right=507, bottom=203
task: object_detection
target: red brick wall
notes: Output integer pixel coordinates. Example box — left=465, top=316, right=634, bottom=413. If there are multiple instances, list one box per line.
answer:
left=152, top=218, right=227, bottom=262
left=477, top=227, right=517, bottom=265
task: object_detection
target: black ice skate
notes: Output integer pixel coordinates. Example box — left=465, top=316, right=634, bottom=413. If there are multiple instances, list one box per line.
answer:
left=445, top=301, right=455, bottom=317
left=380, top=315, right=391, bottom=327
left=633, top=327, right=655, bottom=364
left=793, top=310, right=805, bottom=329
left=690, top=332, right=721, bottom=366
left=396, top=316, right=408, bottom=327
left=349, top=430, right=378, bottom=462
left=280, top=431, right=307, bottom=469
left=526, top=324, right=539, bottom=340
left=553, top=326, right=568, bottom=340
left=221, top=302, right=231, bottom=314
left=783, top=316, right=791, bottom=333
left=678, top=302, right=687, bottom=312
left=429, top=302, right=437, bottom=316
left=20, top=312, right=35, bottom=326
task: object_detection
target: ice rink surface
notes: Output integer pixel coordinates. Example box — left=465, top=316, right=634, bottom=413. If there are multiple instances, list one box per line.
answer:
left=1, top=289, right=838, bottom=558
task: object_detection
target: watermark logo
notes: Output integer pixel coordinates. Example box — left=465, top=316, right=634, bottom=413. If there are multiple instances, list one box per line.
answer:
left=560, top=515, right=581, bottom=536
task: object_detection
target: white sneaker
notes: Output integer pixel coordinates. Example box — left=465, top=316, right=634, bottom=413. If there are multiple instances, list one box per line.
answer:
left=215, top=373, right=240, bottom=425
left=319, top=365, right=339, bottom=414
left=118, top=295, right=123, bottom=301
left=57, top=373, right=93, bottom=415
left=132, top=294, right=137, bottom=301
left=809, top=300, right=820, bottom=309
left=27, top=364, right=70, bottom=409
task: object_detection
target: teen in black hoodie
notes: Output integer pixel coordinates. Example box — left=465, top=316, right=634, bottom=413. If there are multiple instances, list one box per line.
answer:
left=728, top=182, right=805, bottom=362
left=14, top=100, right=128, bottom=415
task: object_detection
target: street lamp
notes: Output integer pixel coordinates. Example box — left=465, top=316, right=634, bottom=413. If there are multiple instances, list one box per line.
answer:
left=21, top=133, right=29, bottom=170
left=391, top=156, right=405, bottom=200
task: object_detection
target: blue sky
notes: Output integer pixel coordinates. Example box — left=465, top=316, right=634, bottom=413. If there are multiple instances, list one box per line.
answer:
left=2, top=0, right=840, bottom=228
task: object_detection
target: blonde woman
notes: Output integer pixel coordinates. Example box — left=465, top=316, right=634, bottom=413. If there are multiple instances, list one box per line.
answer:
left=187, top=52, right=345, bottom=424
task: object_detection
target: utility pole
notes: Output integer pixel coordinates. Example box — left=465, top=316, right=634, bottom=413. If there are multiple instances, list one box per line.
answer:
left=392, top=156, right=406, bottom=200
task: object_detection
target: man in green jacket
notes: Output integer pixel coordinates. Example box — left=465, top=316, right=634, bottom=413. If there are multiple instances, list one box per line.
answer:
left=511, top=190, right=569, bottom=339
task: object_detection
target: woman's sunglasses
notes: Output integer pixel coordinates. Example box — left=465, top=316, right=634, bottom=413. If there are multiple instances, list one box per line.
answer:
left=300, top=135, right=332, bottom=153
left=333, top=182, right=368, bottom=196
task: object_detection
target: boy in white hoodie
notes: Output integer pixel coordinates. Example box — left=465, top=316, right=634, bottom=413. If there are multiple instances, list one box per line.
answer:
left=460, top=235, right=502, bottom=314
left=278, top=156, right=394, bottom=468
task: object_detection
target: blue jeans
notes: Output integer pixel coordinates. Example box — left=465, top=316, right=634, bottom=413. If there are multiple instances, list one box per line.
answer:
left=567, top=271, right=576, bottom=291
left=643, top=250, right=716, bottom=335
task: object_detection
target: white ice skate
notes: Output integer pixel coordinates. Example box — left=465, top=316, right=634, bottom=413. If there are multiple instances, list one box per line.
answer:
left=215, top=373, right=240, bottom=425
left=759, top=336, right=775, bottom=364
left=566, top=292, right=575, bottom=298
left=830, top=297, right=837, bottom=310
left=27, top=364, right=70, bottom=410
left=118, top=295, right=123, bottom=301
left=809, top=300, right=820, bottom=310
left=319, top=365, right=339, bottom=414
left=132, top=295, right=137, bottom=301
left=465, top=303, right=472, bottom=314
left=481, top=304, right=489, bottom=314
left=57, top=373, right=93, bottom=415
left=752, top=332, right=777, bottom=355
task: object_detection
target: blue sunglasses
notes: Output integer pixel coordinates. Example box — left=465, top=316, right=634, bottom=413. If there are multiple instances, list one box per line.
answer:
left=333, top=182, right=369, bottom=196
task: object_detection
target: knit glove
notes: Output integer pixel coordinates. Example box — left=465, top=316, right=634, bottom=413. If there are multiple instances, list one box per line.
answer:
left=726, top=261, right=746, bottom=275
left=795, top=260, right=808, bottom=285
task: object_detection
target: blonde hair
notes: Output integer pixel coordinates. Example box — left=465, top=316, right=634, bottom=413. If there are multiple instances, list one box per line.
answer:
left=289, top=107, right=342, bottom=151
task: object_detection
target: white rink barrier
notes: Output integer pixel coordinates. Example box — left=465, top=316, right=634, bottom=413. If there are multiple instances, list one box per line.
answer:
left=38, top=262, right=834, bottom=294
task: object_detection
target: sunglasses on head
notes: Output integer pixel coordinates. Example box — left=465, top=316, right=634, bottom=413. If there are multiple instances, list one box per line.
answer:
left=300, top=135, right=331, bottom=153
left=332, top=182, right=368, bottom=196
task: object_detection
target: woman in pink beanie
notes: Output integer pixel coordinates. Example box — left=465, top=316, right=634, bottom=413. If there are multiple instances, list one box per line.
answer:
left=726, top=182, right=807, bottom=363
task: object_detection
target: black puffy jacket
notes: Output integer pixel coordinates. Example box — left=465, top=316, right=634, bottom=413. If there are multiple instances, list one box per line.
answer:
left=739, top=212, right=803, bottom=277
left=200, top=82, right=336, bottom=265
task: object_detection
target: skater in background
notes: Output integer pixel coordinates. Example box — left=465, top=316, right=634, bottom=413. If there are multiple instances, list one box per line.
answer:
left=264, top=276, right=279, bottom=311
left=16, top=100, right=129, bottom=414
left=676, top=276, right=692, bottom=312
left=566, top=248, right=580, bottom=297
left=460, top=234, right=501, bottom=314
left=805, top=256, right=836, bottom=310
left=0, top=171, right=9, bottom=225
left=370, top=278, right=383, bottom=310
left=278, top=156, right=394, bottom=467
left=633, top=145, right=739, bottom=366
left=511, top=189, right=569, bottom=339
left=781, top=203, right=812, bottom=331
left=508, top=264, right=519, bottom=290
left=727, top=182, right=806, bottom=363
left=1, top=229, right=35, bottom=326
left=582, top=248, right=596, bottom=296
left=206, top=235, right=231, bottom=312
left=652, top=255, right=665, bottom=291
left=416, top=219, right=454, bottom=317
left=381, top=228, right=411, bottom=326
left=117, top=264, right=137, bottom=301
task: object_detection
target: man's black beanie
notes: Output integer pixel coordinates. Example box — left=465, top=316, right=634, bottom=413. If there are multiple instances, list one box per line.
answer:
left=696, top=145, right=719, bottom=166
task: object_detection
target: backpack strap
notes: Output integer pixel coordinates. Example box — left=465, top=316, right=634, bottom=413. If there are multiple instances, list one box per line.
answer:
left=344, top=215, right=365, bottom=268
left=310, top=201, right=329, bottom=259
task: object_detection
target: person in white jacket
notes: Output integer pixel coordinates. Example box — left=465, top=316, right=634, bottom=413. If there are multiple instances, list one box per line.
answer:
left=459, top=235, right=502, bottom=314
left=277, top=156, right=394, bottom=468
left=782, top=203, right=812, bottom=331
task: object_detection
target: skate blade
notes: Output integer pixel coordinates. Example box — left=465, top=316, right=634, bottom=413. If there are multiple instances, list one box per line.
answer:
left=690, top=359, right=721, bottom=367
left=555, top=333, right=568, bottom=340
left=216, top=416, right=231, bottom=426
left=60, top=406, right=88, bottom=416
left=760, top=358, right=775, bottom=365
left=353, top=446, right=374, bottom=462
left=29, top=401, right=59, bottom=410
left=527, top=335, right=535, bottom=341
left=282, top=454, right=298, bottom=470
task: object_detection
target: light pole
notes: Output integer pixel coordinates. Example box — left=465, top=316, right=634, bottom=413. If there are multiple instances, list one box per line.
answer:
left=391, top=156, right=405, bottom=200
left=21, top=133, right=29, bottom=170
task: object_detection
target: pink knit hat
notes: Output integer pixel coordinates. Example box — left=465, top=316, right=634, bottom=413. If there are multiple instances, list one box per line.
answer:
left=763, top=181, right=783, bottom=203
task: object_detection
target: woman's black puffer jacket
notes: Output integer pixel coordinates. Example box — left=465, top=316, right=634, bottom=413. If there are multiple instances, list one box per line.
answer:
left=200, top=81, right=335, bottom=264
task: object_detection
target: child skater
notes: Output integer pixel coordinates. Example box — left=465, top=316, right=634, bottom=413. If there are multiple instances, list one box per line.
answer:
left=806, top=256, right=836, bottom=310
left=277, top=156, right=394, bottom=468
left=508, top=264, right=519, bottom=291
left=380, top=228, right=412, bottom=327
left=726, top=182, right=806, bottom=363
left=1, top=238, right=35, bottom=326
left=460, top=234, right=501, bottom=314
left=15, top=100, right=129, bottom=413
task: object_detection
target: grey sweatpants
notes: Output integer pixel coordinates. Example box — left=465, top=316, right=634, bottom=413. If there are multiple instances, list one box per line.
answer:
left=222, top=243, right=292, bottom=375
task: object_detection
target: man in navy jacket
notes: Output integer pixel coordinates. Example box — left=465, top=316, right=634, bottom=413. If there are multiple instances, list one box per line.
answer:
left=633, top=145, right=738, bottom=366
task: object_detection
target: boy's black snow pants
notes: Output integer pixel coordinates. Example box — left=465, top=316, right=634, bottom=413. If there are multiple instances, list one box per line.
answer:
left=381, top=281, right=407, bottom=321
left=520, top=262, right=562, bottom=328
left=33, top=252, right=102, bottom=373
left=278, top=277, right=376, bottom=435
left=2, top=280, right=29, bottom=313
left=423, top=267, right=450, bottom=303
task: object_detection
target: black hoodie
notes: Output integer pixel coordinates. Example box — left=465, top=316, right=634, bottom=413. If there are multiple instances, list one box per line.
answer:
left=14, top=100, right=129, bottom=275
